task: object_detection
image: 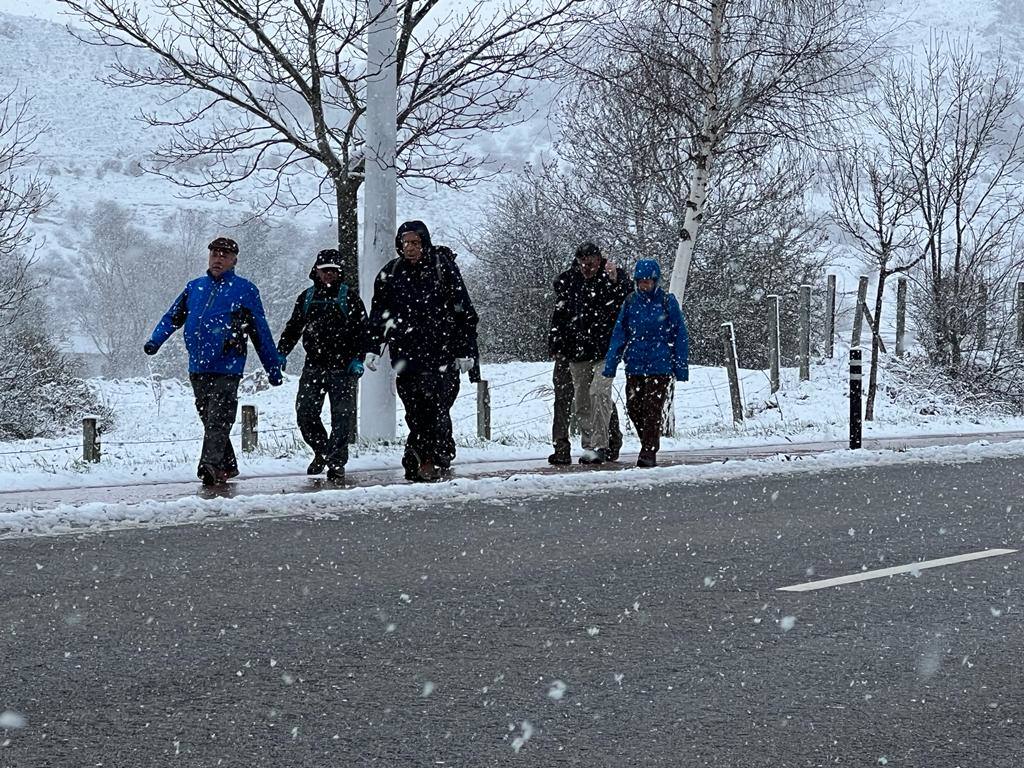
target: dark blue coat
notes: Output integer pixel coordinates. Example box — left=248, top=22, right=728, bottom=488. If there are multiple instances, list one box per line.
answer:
left=603, top=286, right=689, bottom=380
left=148, top=270, right=282, bottom=379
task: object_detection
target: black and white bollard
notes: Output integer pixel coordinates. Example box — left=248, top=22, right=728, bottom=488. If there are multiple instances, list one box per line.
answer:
left=849, top=348, right=862, bottom=449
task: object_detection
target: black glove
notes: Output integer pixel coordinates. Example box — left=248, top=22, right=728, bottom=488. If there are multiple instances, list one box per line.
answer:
left=143, top=341, right=159, bottom=356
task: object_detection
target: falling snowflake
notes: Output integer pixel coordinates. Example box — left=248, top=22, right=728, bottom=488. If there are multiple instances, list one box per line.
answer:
left=0, top=711, right=26, bottom=729
left=511, top=721, right=534, bottom=753
left=779, top=616, right=796, bottom=632
left=547, top=680, right=567, bottom=700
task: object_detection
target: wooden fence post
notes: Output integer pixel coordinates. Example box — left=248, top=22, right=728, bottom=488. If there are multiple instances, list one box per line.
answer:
left=767, top=295, right=781, bottom=394
left=721, top=322, right=744, bottom=423
left=895, top=278, right=907, bottom=357
left=477, top=380, right=491, bottom=440
left=82, top=417, right=100, bottom=463
left=241, top=405, right=258, bottom=452
left=799, top=284, right=811, bottom=381
left=851, top=275, right=869, bottom=348
left=825, top=274, right=836, bottom=359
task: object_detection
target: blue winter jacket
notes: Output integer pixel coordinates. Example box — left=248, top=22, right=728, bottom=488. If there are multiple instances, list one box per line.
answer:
left=603, top=260, right=689, bottom=380
left=147, top=269, right=283, bottom=380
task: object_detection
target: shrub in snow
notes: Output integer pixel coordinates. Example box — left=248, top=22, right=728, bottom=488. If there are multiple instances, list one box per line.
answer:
left=0, top=321, right=112, bottom=439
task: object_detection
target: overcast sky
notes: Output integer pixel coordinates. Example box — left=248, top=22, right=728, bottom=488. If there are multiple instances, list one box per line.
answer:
left=1, top=0, right=64, bottom=22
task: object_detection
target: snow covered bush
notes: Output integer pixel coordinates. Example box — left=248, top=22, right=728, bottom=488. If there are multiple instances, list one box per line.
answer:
left=0, top=314, right=112, bottom=439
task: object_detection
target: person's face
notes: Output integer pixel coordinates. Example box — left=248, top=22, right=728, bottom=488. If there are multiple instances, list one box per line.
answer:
left=317, top=266, right=340, bottom=286
left=208, top=248, right=237, bottom=277
left=637, top=277, right=656, bottom=293
left=401, top=232, right=424, bottom=264
left=578, top=254, right=601, bottom=278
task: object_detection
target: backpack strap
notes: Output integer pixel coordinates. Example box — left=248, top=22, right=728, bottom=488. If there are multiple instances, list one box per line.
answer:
left=303, top=284, right=348, bottom=317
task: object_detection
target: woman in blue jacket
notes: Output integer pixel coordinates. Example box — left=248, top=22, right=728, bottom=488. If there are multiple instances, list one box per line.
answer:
left=602, top=259, right=688, bottom=467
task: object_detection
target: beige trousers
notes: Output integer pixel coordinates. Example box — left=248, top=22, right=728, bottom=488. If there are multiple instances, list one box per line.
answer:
left=568, top=359, right=613, bottom=451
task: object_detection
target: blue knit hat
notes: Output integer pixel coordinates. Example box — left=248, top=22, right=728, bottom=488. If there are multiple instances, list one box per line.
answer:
left=634, top=259, right=661, bottom=282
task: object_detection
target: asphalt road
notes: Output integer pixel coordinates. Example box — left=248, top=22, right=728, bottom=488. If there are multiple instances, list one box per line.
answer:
left=2, top=455, right=1024, bottom=767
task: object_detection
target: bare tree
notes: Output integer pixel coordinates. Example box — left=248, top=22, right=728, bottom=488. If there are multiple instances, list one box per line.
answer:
left=590, top=0, right=882, bottom=300
left=877, top=39, right=1024, bottom=374
left=0, top=92, right=107, bottom=439
left=0, top=90, right=51, bottom=331
left=58, top=0, right=587, bottom=290
left=826, top=141, right=919, bottom=419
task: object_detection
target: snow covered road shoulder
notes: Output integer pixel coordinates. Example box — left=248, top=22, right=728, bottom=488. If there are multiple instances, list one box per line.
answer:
left=4, top=438, right=1023, bottom=539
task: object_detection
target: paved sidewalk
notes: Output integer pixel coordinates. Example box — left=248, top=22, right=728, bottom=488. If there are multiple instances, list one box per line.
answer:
left=2, top=430, right=1023, bottom=514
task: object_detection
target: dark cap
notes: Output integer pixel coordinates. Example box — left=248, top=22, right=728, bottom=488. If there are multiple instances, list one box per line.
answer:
left=574, top=241, right=602, bottom=261
left=309, top=248, right=343, bottom=280
left=208, top=236, right=239, bottom=255
left=313, top=249, right=342, bottom=270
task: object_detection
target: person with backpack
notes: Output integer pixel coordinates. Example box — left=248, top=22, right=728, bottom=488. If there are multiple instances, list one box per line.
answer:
left=366, top=220, right=479, bottom=482
left=602, top=259, right=689, bottom=468
left=144, top=236, right=283, bottom=486
left=547, top=241, right=632, bottom=465
left=276, top=249, right=372, bottom=483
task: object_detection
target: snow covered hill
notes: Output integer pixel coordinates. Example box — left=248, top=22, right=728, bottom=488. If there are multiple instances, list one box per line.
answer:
left=0, top=0, right=1016, bottom=315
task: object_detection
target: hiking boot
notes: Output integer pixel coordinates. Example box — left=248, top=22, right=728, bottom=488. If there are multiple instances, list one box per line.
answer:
left=307, top=455, right=327, bottom=475
left=579, top=448, right=606, bottom=465
left=402, top=449, right=422, bottom=482
left=198, top=464, right=227, bottom=486
left=548, top=448, right=571, bottom=466
left=605, top=446, right=620, bottom=462
left=326, top=466, right=345, bottom=483
left=636, top=453, right=657, bottom=468
left=417, top=461, right=439, bottom=482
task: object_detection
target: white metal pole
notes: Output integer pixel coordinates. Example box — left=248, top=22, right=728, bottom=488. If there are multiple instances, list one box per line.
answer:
left=359, top=0, right=398, bottom=440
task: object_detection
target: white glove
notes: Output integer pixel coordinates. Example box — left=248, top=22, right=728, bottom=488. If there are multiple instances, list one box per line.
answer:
left=365, top=352, right=380, bottom=372
left=589, top=373, right=614, bottom=396
left=456, top=357, right=475, bottom=373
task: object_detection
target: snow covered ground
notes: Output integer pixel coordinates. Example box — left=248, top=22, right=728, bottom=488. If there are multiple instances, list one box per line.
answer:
left=5, top=351, right=1024, bottom=490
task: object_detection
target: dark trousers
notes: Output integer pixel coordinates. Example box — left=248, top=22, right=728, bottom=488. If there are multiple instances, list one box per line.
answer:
left=551, top=357, right=622, bottom=453
left=296, top=366, right=357, bottom=470
left=626, top=375, right=671, bottom=458
left=396, top=368, right=460, bottom=467
left=189, top=373, right=241, bottom=476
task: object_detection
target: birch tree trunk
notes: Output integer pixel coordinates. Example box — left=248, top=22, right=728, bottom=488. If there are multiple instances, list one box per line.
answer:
left=666, top=0, right=725, bottom=302
left=359, top=0, right=398, bottom=440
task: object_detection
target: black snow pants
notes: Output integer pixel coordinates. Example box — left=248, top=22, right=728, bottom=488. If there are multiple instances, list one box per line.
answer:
left=396, top=367, right=460, bottom=468
left=190, top=373, right=241, bottom=477
left=295, top=365, right=357, bottom=470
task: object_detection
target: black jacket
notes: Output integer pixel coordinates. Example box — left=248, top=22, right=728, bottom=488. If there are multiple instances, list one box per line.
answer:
left=548, top=259, right=632, bottom=362
left=277, top=280, right=372, bottom=370
left=369, top=249, right=479, bottom=375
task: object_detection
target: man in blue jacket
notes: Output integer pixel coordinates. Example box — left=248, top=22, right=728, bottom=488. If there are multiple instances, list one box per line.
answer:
left=144, top=236, right=283, bottom=486
left=367, top=220, right=479, bottom=482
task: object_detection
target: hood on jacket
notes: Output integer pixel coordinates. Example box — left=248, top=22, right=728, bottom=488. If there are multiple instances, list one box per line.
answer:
left=395, top=220, right=433, bottom=255
left=634, top=259, right=661, bottom=283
